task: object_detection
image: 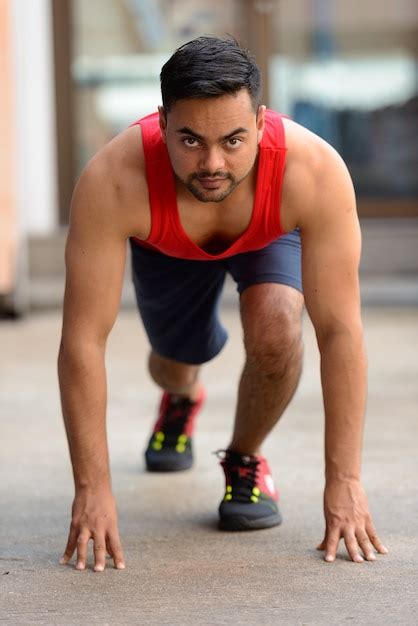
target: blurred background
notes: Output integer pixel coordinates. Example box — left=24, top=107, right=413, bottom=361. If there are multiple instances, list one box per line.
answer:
left=1, top=0, right=417, bottom=315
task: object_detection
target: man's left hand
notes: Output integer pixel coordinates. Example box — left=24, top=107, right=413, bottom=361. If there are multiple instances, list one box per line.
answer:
left=316, top=479, right=389, bottom=563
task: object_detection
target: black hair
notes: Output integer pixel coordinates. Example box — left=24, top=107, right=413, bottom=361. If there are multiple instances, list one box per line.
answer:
left=160, top=35, right=261, bottom=112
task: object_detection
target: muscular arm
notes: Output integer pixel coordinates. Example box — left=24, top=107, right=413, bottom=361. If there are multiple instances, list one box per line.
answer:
left=301, top=149, right=365, bottom=482
left=58, top=156, right=128, bottom=571
left=299, top=142, right=388, bottom=562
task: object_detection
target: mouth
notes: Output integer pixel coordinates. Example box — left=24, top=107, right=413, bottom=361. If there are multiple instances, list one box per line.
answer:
left=197, top=178, right=228, bottom=189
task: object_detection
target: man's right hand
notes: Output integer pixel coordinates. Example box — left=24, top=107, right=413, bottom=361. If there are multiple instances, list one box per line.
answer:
left=59, top=487, right=125, bottom=572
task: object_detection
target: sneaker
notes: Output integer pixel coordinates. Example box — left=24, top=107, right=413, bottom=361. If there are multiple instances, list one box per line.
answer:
left=216, top=449, right=282, bottom=531
left=144, top=388, right=205, bottom=472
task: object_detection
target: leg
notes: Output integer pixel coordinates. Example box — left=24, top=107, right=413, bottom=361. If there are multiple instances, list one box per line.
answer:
left=219, top=231, right=302, bottom=529
left=229, top=283, right=304, bottom=454
left=129, top=239, right=228, bottom=366
left=217, top=283, right=303, bottom=530
left=145, top=351, right=205, bottom=470
left=148, top=350, right=202, bottom=401
left=145, top=350, right=205, bottom=471
left=129, top=240, right=227, bottom=470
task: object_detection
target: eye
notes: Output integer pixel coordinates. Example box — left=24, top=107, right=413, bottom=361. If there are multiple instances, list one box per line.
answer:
left=226, top=137, right=242, bottom=149
left=183, top=137, right=200, bottom=147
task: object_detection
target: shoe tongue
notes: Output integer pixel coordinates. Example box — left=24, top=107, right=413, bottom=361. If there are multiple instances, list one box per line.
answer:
left=226, top=450, right=258, bottom=466
left=169, top=393, right=195, bottom=406
left=168, top=395, right=189, bottom=409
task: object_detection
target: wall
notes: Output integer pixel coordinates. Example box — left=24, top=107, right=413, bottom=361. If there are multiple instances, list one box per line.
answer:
left=10, top=0, right=58, bottom=235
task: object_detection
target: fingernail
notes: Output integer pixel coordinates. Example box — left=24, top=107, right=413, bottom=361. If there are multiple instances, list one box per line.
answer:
left=325, top=554, right=334, bottom=562
left=381, top=546, right=389, bottom=554
left=59, top=557, right=66, bottom=565
left=94, top=565, right=104, bottom=572
left=116, top=562, right=125, bottom=570
left=367, top=554, right=376, bottom=561
left=355, top=556, right=364, bottom=563
left=76, top=562, right=85, bottom=570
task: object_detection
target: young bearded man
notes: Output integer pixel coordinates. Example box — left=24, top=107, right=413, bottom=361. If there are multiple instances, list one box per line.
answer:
left=58, top=36, right=388, bottom=572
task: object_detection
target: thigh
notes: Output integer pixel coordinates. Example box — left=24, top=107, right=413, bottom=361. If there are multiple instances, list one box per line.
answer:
left=226, top=229, right=303, bottom=295
left=129, top=240, right=228, bottom=365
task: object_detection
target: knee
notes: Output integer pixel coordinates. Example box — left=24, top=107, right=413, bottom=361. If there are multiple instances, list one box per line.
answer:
left=244, top=305, right=303, bottom=378
left=148, top=351, right=199, bottom=391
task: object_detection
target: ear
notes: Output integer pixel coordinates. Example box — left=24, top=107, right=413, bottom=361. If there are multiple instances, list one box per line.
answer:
left=158, top=106, right=167, bottom=143
left=256, top=105, right=266, bottom=144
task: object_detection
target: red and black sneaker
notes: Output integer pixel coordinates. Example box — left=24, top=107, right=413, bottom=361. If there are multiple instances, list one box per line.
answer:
left=216, top=449, right=282, bottom=530
left=145, top=388, right=205, bottom=472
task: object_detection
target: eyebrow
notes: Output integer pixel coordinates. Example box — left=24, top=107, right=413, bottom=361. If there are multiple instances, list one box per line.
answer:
left=176, top=126, right=249, bottom=141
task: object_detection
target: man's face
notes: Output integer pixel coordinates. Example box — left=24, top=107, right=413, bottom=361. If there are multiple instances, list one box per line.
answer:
left=159, top=90, right=265, bottom=203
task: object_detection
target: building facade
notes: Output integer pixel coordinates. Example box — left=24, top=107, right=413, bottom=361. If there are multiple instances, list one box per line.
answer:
left=1, top=0, right=417, bottom=312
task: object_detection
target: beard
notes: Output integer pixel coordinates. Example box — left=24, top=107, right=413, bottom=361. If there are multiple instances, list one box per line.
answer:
left=175, top=165, right=254, bottom=203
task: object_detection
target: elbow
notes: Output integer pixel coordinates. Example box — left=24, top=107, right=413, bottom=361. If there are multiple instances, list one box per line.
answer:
left=58, top=334, right=106, bottom=374
left=315, top=317, right=365, bottom=354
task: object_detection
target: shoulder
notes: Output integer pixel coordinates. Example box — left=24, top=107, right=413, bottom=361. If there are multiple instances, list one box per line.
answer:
left=87, top=123, right=147, bottom=202
left=280, top=118, right=355, bottom=231
left=71, top=123, right=150, bottom=239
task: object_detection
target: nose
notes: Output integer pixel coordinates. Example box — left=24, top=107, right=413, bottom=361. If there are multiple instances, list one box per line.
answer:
left=198, top=147, right=225, bottom=175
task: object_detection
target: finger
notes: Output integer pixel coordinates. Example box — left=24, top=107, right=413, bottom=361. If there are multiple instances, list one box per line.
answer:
left=356, top=529, right=376, bottom=561
left=106, top=538, right=114, bottom=559
left=93, top=534, right=107, bottom=572
left=343, top=531, right=364, bottom=563
left=324, top=527, right=341, bottom=562
left=59, top=523, right=78, bottom=564
left=76, top=532, right=90, bottom=570
left=106, top=536, right=116, bottom=559
left=108, top=533, right=125, bottom=570
left=366, top=522, right=389, bottom=554
left=316, top=537, right=326, bottom=551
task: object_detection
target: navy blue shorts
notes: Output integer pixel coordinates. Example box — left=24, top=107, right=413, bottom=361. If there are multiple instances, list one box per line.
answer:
left=130, top=230, right=302, bottom=365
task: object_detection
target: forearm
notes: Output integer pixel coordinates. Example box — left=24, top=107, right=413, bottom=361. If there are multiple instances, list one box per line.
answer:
left=58, top=340, right=111, bottom=491
left=319, top=328, right=367, bottom=482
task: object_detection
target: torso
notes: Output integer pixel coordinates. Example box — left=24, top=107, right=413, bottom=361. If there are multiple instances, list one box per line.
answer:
left=97, top=116, right=323, bottom=248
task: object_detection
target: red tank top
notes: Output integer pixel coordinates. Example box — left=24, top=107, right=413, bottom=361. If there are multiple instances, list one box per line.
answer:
left=130, top=109, right=287, bottom=260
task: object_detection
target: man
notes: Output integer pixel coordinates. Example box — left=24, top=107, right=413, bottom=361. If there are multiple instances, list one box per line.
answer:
left=58, top=36, right=388, bottom=572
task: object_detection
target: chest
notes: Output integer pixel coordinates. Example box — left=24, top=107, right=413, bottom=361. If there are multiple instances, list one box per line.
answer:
left=177, top=199, right=254, bottom=254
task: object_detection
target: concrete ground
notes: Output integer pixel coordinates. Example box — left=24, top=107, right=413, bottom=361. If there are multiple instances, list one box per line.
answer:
left=0, top=301, right=417, bottom=625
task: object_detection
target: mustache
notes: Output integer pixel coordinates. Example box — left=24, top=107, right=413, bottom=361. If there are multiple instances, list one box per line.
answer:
left=190, top=171, right=232, bottom=181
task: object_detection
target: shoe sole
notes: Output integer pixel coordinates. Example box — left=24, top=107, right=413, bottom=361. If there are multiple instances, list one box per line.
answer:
left=145, top=460, right=193, bottom=472
left=219, top=511, right=282, bottom=531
